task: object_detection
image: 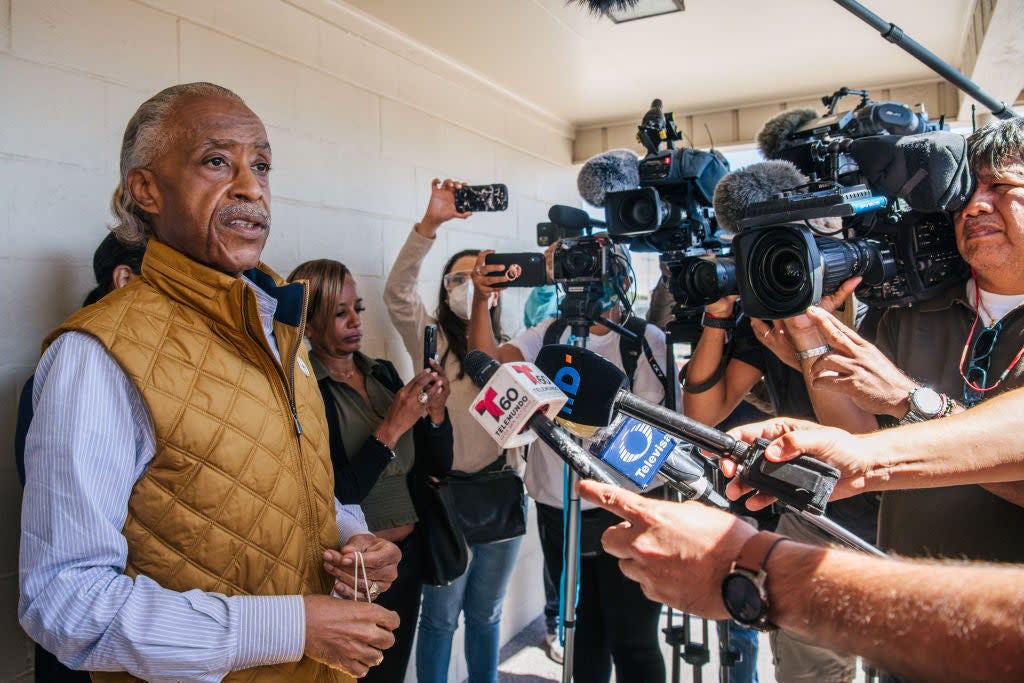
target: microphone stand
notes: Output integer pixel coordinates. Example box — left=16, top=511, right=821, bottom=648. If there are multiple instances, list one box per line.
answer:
left=556, top=284, right=605, bottom=683
left=555, top=282, right=662, bottom=682
left=661, top=308, right=737, bottom=683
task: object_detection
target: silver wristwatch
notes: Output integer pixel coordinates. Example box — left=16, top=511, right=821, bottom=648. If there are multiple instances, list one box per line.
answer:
left=900, top=386, right=945, bottom=424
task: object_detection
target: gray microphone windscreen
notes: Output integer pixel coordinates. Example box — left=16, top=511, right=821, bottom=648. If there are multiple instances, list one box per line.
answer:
left=577, top=149, right=640, bottom=207
left=757, top=109, right=819, bottom=160
left=712, top=160, right=808, bottom=233
left=569, top=0, right=640, bottom=12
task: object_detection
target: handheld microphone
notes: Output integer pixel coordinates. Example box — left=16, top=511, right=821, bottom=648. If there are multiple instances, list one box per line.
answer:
left=463, top=351, right=617, bottom=485
left=547, top=204, right=607, bottom=231
left=589, top=415, right=728, bottom=510
left=535, top=344, right=840, bottom=515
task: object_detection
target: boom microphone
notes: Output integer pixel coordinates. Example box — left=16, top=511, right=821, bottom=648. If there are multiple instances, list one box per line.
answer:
left=712, top=160, right=809, bottom=233
left=576, top=149, right=640, bottom=208
left=756, top=108, right=819, bottom=160
left=463, top=350, right=617, bottom=485
left=534, top=344, right=840, bottom=515
left=548, top=204, right=607, bottom=231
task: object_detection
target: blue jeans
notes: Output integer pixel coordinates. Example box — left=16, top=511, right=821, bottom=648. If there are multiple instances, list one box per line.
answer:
left=416, top=535, right=524, bottom=683
left=728, top=621, right=760, bottom=683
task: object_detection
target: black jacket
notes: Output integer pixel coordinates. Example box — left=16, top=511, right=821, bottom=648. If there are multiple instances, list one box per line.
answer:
left=317, top=358, right=454, bottom=504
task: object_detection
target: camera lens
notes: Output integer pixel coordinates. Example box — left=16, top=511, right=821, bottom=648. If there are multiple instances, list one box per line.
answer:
left=735, top=225, right=899, bottom=318
left=616, top=194, right=661, bottom=232
left=764, top=245, right=805, bottom=294
left=817, top=237, right=894, bottom=294
left=627, top=196, right=657, bottom=227
left=606, top=188, right=682, bottom=237
left=669, top=257, right=737, bottom=306
left=564, top=250, right=598, bottom=278
left=738, top=226, right=818, bottom=318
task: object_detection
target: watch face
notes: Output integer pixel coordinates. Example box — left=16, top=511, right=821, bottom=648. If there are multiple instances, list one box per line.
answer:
left=722, top=573, right=766, bottom=624
left=911, top=388, right=943, bottom=417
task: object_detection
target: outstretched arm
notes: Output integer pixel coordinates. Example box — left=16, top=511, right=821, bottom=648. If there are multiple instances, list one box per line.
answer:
left=722, top=398, right=1024, bottom=509
left=468, top=251, right=525, bottom=363
left=383, top=178, right=472, bottom=359
left=580, top=479, right=1024, bottom=683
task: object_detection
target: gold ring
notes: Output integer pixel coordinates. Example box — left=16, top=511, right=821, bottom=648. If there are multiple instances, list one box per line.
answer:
left=417, top=391, right=430, bottom=405
left=368, top=581, right=381, bottom=601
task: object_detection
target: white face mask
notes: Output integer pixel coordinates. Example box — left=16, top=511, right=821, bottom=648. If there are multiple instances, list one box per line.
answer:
left=447, top=281, right=474, bottom=320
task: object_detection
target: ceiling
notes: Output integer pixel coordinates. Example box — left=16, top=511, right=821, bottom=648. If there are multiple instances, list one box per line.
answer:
left=342, top=0, right=975, bottom=127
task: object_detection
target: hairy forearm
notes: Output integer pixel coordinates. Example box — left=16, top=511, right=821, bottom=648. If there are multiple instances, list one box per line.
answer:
left=769, top=543, right=1024, bottom=681
left=858, top=389, right=1024, bottom=491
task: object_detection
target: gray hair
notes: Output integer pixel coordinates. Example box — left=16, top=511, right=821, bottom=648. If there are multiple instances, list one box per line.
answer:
left=967, top=117, right=1024, bottom=177
left=109, top=82, right=245, bottom=245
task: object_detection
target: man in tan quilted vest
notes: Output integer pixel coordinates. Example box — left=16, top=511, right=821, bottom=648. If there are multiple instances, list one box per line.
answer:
left=18, top=83, right=402, bottom=682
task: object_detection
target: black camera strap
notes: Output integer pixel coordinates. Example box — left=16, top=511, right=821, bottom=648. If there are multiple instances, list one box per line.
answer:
left=681, top=342, right=733, bottom=394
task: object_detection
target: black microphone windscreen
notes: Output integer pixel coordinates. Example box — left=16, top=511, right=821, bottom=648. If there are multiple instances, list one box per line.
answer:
left=577, top=149, right=640, bottom=208
left=463, top=350, right=499, bottom=387
left=548, top=204, right=605, bottom=229
left=849, top=132, right=975, bottom=212
left=534, top=344, right=626, bottom=427
left=757, top=109, right=819, bottom=160
left=712, top=160, right=808, bottom=233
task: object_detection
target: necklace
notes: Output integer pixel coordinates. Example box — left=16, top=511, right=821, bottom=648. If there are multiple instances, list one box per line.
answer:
left=333, top=366, right=357, bottom=382
left=977, top=290, right=998, bottom=327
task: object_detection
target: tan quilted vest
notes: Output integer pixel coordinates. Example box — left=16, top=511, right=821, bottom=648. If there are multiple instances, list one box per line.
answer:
left=44, top=240, right=353, bottom=683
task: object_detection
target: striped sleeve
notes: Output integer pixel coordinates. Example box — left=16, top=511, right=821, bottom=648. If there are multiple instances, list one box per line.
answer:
left=18, top=332, right=304, bottom=681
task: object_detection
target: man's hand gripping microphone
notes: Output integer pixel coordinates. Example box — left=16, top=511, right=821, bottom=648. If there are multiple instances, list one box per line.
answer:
left=535, top=344, right=840, bottom=515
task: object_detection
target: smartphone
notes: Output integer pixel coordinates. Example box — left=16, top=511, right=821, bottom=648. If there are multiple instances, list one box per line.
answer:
left=423, top=324, right=438, bottom=369
left=484, top=252, right=547, bottom=288
left=454, top=184, right=509, bottom=213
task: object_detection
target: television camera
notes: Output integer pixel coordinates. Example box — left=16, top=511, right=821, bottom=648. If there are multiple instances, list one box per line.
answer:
left=676, top=88, right=969, bottom=319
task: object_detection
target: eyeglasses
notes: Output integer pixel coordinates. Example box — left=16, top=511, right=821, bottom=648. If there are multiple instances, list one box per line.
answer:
left=961, top=322, right=1001, bottom=405
left=443, top=271, right=473, bottom=291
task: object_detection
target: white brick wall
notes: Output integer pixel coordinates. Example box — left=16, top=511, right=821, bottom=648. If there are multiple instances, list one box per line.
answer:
left=0, top=1, right=577, bottom=680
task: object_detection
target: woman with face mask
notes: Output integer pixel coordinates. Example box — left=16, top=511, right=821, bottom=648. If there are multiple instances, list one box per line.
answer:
left=383, top=178, right=524, bottom=683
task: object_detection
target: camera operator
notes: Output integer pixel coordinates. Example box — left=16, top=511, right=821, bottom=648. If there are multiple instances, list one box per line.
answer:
left=469, top=243, right=679, bottom=683
left=679, top=160, right=877, bottom=683
left=780, top=117, right=1024, bottom=563
left=575, top=475, right=1024, bottom=683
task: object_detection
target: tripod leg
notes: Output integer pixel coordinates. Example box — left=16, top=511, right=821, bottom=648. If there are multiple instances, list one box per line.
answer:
left=561, top=469, right=582, bottom=683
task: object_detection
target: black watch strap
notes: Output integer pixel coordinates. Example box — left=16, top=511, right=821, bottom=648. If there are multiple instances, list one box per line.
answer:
left=701, top=311, right=736, bottom=330
left=723, top=531, right=789, bottom=631
left=735, top=531, right=786, bottom=574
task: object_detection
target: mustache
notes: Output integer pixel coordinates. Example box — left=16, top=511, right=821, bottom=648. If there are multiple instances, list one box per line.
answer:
left=219, top=203, right=270, bottom=228
left=961, top=216, right=996, bottom=232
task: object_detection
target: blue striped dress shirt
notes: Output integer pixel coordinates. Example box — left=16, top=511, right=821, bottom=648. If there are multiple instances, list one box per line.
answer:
left=19, top=278, right=367, bottom=682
